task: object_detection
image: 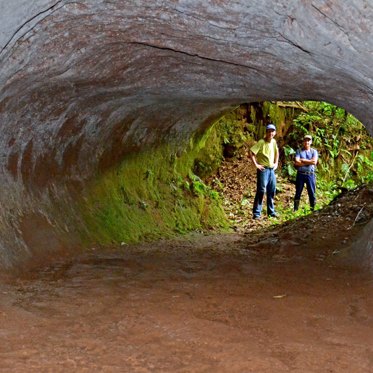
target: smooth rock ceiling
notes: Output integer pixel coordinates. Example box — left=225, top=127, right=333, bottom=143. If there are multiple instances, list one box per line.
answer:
left=0, top=0, right=372, bottom=269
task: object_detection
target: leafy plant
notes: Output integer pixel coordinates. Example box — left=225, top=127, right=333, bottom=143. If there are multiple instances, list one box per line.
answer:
left=282, top=101, right=373, bottom=190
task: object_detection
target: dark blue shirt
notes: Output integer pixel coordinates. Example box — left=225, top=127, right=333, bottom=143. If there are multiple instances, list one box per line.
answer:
left=295, top=148, right=318, bottom=173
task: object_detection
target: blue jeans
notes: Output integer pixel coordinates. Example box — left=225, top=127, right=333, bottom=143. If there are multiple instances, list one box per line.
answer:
left=253, top=168, right=276, bottom=217
left=294, top=172, right=316, bottom=209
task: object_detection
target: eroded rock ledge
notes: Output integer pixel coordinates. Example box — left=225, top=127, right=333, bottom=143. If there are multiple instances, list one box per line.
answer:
left=0, top=0, right=372, bottom=269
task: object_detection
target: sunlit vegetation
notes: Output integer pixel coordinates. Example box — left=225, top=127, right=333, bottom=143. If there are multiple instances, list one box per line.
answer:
left=283, top=101, right=373, bottom=185
left=78, top=136, right=230, bottom=246
left=195, top=101, right=373, bottom=225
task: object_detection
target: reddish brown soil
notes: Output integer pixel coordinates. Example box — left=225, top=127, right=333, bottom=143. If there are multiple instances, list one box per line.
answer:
left=1, top=202, right=373, bottom=373
left=1, top=152, right=373, bottom=372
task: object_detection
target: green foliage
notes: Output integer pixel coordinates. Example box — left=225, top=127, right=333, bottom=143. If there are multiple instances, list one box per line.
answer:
left=79, top=141, right=230, bottom=246
left=282, top=101, right=373, bottom=193
left=286, top=163, right=297, bottom=178
left=191, top=123, right=225, bottom=178
left=283, top=145, right=296, bottom=157
left=342, top=179, right=357, bottom=190
left=212, top=109, right=254, bottom=157
left=282, top=145, right=297, bottom=179
left=200, top=101, right=373, bottom=227
left=316, top=179, right=340, bottom=201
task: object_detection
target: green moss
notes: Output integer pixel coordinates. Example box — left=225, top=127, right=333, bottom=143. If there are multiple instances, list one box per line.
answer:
left=263, top=102, right=287, bottom=125
left=78, top=140, right=229, bottom=246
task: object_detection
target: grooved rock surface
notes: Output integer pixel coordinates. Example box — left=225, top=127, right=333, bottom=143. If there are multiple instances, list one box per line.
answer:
left=0, top=0, right=372, bottom=269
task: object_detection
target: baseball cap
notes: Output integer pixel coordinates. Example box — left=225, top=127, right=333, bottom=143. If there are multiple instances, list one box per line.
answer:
left=266, top=124, right=276, bottom=131
left=304, top=134, right=312, bottom=140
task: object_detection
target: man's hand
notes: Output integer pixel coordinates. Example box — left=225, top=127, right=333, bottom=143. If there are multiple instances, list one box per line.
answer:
left=273, top=162, right=278, bottom=170
left=300, top=157, right=317, bottom=165
left=251, top=152, right=265, bottom=171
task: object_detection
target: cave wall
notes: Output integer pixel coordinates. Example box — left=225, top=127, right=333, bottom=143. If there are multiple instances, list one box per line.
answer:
left=0, top=0, right=372, bottom=269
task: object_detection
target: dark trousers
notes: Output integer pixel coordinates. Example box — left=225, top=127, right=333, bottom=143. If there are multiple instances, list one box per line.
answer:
left=253, top=168, right=276, bottom=217
left=294, top=172, right=316, bottom=210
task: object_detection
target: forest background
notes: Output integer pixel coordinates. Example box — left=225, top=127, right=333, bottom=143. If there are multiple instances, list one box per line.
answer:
left=192, top=101, right=373, bottom=229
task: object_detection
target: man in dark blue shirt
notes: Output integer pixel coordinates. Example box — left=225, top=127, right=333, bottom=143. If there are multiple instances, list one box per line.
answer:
left=294, top=134, right=318, bottom=211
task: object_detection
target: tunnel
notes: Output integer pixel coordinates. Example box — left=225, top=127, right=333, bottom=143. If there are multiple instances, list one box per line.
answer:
left=0, top=0, right=372, bottom=271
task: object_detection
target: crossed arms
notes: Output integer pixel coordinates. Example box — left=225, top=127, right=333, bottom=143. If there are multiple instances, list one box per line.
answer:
left=294, top=156, right=317, bottom=167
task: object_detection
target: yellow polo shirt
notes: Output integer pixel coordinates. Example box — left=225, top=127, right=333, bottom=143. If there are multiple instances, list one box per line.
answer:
left=250, top=139, right=278, bottom=168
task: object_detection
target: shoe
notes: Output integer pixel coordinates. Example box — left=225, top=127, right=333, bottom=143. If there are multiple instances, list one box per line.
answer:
left=253, top=215, right=261, bottom=220
left=269, top=213, right=279, bottom=218
left=294, top=200, right=300, bottom=212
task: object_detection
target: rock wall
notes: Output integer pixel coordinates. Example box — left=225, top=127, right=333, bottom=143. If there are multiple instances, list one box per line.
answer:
left=0, top=0, right=372, bottom=269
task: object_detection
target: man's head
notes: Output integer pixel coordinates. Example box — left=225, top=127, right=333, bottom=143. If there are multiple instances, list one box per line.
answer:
left=303, top=134, right=312, bottom=148
left=265, top=123, right=276, bottom=141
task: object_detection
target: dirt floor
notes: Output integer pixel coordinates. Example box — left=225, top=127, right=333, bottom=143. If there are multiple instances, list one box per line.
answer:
left=1, top=151, right=373, bottom=372
left=0, top=184, right=373, bottom=372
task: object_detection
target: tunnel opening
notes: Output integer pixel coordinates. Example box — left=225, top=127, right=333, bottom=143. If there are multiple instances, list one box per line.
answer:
left=192, top=100, right=373, bottom=234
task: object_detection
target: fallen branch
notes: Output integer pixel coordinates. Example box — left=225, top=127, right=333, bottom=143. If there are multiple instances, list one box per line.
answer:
left=274, top=101, right=309, bottom=112
left=351, top=205, right=366, bottom=228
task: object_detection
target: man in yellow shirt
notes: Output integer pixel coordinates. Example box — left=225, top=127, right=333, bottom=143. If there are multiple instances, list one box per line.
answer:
left=250, top=124, right=279, bottom=219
